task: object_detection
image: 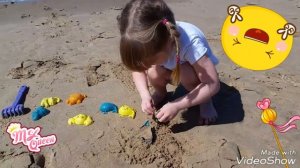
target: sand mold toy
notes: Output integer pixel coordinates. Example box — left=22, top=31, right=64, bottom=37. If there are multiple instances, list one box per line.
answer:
left=66, top=93, right=87, bottom=105
left=68, top=114, right=93, bottom=126
left=32, top=106, right=50, bottom=121
left=41, top=97, right=61, bottom=108
left=118, top=105, right=136, bottom=119
left=99, top=102, right=118, bottom=114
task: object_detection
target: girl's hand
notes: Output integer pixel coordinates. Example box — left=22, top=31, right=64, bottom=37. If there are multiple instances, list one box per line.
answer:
left=156, top=102, right=179, bottom=122
left=141, top=94, right=155, bottom=115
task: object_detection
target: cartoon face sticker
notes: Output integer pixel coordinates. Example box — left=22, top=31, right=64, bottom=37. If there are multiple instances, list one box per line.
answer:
left=221, top=5, right=296, bottom=70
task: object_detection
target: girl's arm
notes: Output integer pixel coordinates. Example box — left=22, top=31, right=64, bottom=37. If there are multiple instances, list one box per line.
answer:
left=132, top=71, right=151, bottom=99
left=172, top=55, right=220, bottom=110
left=132, top=71, right=155, bottom=114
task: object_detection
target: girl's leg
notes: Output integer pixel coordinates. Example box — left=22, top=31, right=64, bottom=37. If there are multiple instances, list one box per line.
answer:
left=147, top=65, right=172, bottom=106
left=179, top=62, right=218, bottom=125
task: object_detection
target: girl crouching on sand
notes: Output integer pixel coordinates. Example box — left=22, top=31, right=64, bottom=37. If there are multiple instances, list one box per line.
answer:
left=118, top=0, right=220, bottom=125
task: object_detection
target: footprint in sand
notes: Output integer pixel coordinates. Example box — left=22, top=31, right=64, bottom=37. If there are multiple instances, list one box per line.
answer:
left=7, top=58, right=67, bottom=79
left=85, top=60, right=136, bottom=91
left=85, top=60, right=111, bottom=87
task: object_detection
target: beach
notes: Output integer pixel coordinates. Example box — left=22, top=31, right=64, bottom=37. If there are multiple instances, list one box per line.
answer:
left=0, top=0, right=300, bottom=167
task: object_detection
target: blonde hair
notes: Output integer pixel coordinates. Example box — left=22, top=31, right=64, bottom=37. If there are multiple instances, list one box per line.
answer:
left=162, top=19, right=181, bottom=85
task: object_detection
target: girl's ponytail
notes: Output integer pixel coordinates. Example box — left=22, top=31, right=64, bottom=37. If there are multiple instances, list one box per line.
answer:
left=162, top=18, right=180, bottom=85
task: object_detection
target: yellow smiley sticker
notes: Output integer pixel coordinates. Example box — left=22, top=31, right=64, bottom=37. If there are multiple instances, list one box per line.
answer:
left=221, top=5, right=296, bottom=70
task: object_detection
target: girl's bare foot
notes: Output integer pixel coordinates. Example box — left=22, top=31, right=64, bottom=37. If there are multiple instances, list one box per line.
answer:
left=199, top=99, right=218, bottom=125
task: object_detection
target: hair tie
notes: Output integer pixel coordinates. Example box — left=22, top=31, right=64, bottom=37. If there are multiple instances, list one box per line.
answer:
left=176, top=55, right=180, bottom=64
left=162, top=18, right=168, bottom=25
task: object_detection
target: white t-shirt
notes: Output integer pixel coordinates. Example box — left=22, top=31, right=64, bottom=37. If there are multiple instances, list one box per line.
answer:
left=161, top=21, right=219, bottom=70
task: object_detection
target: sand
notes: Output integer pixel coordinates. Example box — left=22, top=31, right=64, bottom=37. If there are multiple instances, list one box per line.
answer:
left=0, top=0, right=300, bottom=168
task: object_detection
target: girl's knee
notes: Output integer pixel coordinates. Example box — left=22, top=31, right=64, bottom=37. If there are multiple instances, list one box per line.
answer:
left=147, top=65, right=171, bottom=86
left=147, top=65, right=160, bottom=80
left=180, top=63, right=200, bottom=91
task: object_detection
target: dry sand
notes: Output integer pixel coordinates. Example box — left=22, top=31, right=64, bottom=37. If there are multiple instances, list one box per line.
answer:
left=0, top=0, right=300, bottom=168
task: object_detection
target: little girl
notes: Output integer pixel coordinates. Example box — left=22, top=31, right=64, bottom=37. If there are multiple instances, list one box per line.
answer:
left=118, top=0, right=220, bottom=125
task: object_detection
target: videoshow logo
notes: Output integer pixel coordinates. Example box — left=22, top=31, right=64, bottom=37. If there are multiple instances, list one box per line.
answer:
left=6, top=122, right=57, bottom=152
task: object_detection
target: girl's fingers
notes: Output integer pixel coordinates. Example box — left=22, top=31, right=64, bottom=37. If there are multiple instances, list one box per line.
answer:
left=142, top=102, right=152, bottom=114
left=147, top=106, right=154, bottom=114
left=145, top=102, right=153, bottom=110
left=150, top=106, right=155, bottom=112
left=146, top=104, right=154, bottom=114
left=146, top=109, right=153, bottom=115
left=158, top=114, right=168, bottom=123
left=142, top=106, right=149, bottom=114
left=143, top=108, right=153, bottom=115
left=156, top=110, right=164, bottom=119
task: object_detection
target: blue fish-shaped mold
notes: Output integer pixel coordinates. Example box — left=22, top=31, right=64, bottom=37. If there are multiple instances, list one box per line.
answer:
left=99, top=102, right=118, bottom=114
left=32, top=106, right=50, bottom=121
